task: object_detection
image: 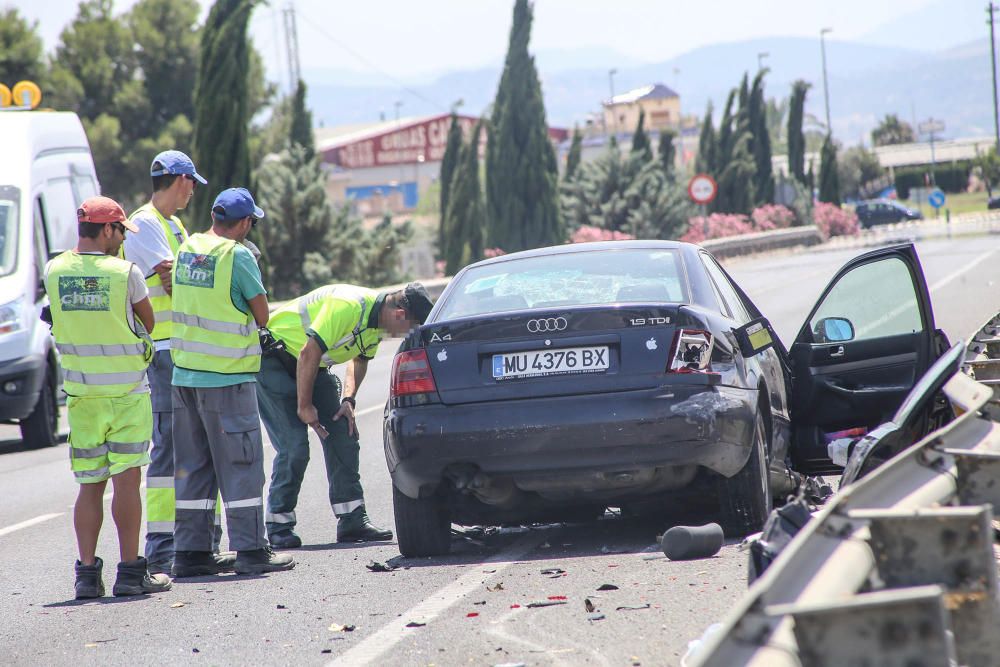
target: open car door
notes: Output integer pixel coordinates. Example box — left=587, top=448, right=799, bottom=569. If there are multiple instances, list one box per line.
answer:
left=788, top=244, right=941, bottom=474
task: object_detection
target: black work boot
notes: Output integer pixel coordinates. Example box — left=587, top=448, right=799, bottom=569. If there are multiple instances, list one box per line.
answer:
left=268, top=529, right=302, bottom=549
left=336, top=508, right=394, bottom=542
left=172, top=550, right=234, bottom=578
left=113, top=557, right=172, bottom=596
left=75, top=558, right=105, bottom=599
left=234, top=546, right=295, bottom=574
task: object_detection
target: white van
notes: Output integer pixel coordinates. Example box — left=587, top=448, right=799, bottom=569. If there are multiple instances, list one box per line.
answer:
left=0, top=111, right=100, bottom=446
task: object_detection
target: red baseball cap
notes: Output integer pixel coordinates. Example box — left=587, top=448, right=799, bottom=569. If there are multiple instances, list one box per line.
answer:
left=77, top=196, right=138, bottom=232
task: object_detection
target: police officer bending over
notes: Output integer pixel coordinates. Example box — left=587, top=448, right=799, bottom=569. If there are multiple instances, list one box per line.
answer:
left=258, top=283, right=433, bottom=547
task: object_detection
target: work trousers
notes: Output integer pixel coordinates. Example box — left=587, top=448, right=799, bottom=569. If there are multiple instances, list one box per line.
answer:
left=144, top=350, right=175, bottom=564
left=172, top=382, right=266, bottom=552
left=256, top=354, right=364, bottom=536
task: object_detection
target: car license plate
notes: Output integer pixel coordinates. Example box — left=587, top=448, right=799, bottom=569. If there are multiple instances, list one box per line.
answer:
left=492, top=346, right=609, bottom=380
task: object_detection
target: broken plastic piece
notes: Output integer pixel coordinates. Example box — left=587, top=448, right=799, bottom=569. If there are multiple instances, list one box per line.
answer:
left=366, top=560, right=397, bottom=573
left=405, top=621, right=426, bottom=628
left=597, top=583, right=619, bottom=591
left=584, top=598, right=595, bottom=613
left=588, top=613, right=606, bottom=621
left=540, top=568, right=565, bottom=575
left=526, top=600, right=568, bottom=608
left=660, top=523, right=724, bottom=561
left=615, top=603, right=651, bottom=611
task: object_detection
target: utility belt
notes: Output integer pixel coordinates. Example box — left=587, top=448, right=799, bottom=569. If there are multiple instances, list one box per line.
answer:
left=259, top=328, right=297, bottom=378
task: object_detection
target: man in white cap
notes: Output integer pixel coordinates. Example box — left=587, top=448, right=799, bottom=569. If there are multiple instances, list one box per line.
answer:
left=122, top=150, right=232, bottom=576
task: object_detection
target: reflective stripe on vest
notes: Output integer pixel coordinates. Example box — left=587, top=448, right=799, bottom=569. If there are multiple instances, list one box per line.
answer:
left=125, top=203, right=189, bottom=342
left=170, top=234, right=261, bottom=374
left=268, top=285, right=379, bottom=367
left=45, top=252, right=150, bottom=397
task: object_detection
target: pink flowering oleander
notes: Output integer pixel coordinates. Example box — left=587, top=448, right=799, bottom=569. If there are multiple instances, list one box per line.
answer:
left=751, top=204, right=796, bottom=231
left=569, top=225, right=636, bottom=244
left=680, top=214, right=753, bottom=243
left=813, top=202, right=861, bottom=238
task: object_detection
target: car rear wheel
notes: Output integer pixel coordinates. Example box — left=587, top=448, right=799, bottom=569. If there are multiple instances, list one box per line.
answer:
left=393, top=484, right=452, bottom=557
left=20, top=371, right=58, bottom=449
left=717, top=412, right=771, bottom=537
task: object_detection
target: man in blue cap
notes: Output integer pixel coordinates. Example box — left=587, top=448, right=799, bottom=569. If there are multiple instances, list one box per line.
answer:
left=121, top=150, right=226, bottom=576
left=169, top=188, right=294, bottom=576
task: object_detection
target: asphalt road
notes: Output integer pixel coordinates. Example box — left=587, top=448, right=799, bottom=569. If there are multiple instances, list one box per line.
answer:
left=2, top=235, right=999, bottom=666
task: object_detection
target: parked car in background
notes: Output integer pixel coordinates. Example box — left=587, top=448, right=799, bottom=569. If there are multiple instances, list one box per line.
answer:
left=383, top=240, right=947, bottom=556
left=855, top=199, right=923, bottom=228
left=0, top=110, right=100, bottom=447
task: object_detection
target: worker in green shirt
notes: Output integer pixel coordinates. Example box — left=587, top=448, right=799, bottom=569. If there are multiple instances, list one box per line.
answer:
left=258, top=283, right=433, bottom=547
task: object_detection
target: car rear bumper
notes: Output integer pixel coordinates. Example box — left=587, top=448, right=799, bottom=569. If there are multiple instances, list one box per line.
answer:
left=384, top=383, right=757, bottom=499
left=0, top=354, right=47, bottom=421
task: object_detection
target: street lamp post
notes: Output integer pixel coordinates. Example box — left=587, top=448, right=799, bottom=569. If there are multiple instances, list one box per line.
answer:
left=988, top=3, right=1000, bottom=152
left=820, top=28, right=833, bottom=136
left=608, top=68, right=618, bottom=139
left=757, top=51, right=769, bottom=71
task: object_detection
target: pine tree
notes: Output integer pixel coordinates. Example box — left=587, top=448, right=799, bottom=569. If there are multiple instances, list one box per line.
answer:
left=818, top=134, right=841, bottom=205
left=565, top=126, right=583, bottom=180
left=695, top=102, right=716, bottom=175
left=631, top=109, right=652, bottom=161
left=657, top=130, right=676, bottom=180
left=289, top=79, right=314, bottom=159
left=787, top=80, right=811, bottom=186
left=485, top=0, right=563, bottom=252
left=749, top=69, right=774, bottom=205
left=444, top=120, right=485, bottom=275
left=0, top=8, right=47, bottom=86
left=191, top=0, right=256, bottom=230
left=438, top=113, right=463, bottom=257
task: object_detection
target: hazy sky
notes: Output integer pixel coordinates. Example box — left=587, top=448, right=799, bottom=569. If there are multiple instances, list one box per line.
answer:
left=12, top=0, right=977, bottom=82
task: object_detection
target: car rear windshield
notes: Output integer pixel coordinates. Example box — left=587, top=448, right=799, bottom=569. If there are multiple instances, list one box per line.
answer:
left=0, top=188, right=18, bottom=279
left=437, top=248, right=688, bottom=320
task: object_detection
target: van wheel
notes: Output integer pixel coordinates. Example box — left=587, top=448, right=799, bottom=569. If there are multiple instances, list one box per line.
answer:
left=393, top=484, right=452, bottom=557
left=21, top=372, right=58, bottom=449
left=717, top=412, right=772, bottom=537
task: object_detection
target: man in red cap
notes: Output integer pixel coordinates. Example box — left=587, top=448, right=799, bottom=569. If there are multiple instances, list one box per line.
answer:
left=43, top=196, right=172, bottom=598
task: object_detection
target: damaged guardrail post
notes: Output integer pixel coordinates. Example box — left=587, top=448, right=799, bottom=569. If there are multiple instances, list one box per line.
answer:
left=853, top=505, right=1000, bottom=667
left=767, top=586, right=957, bottom=667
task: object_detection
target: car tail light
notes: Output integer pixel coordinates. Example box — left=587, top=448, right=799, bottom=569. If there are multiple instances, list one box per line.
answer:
left=391, top=349, right=437, bottom=397
left=668, top=329, right=714, bottom=373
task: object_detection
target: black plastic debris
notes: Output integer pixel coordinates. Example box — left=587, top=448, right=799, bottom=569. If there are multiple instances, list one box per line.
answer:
left=366, top=560, right=397, bottom=573
left=596, top=584, right=619, bottom=591
left=615, top=603, right=651, bottom=611
left=405, top=621, right=426, bottom=628
left=584, top=598, right=595, bottom=613
left=660, top=523, right=724, bottom=561
left=747, top=493, right=813, bottom=584
left=540, top=568, right=565, bottom=576
left=526, top=600, right=568, bottom=608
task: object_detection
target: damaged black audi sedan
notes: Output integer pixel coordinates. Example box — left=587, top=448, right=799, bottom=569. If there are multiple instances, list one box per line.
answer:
left=384, top=241, right=943, bottom=556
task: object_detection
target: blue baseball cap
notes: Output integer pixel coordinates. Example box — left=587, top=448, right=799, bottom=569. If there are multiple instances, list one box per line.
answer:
left=150, top=150, right=207, bottom=184
left=212, top=188, right=265, bottom=222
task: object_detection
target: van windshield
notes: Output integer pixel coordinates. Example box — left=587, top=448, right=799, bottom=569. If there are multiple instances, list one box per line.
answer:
left=0, top=186, right=18, bottom=278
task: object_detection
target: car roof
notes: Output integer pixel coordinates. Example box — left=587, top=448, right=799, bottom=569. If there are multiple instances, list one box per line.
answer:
left=464, top=239, right=694, bottom=270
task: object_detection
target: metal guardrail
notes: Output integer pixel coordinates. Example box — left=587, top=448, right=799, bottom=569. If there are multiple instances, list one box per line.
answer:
left=692, top=313, right=1000, bottom=667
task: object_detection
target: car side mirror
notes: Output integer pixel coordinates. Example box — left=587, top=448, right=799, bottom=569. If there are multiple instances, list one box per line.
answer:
left=814, top=317, right=854, bottom=343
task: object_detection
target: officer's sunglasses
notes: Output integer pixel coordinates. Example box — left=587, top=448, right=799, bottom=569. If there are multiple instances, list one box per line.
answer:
left=109, top=222, right=127, bottom=236
left=183, top=174, right=198, bottom=188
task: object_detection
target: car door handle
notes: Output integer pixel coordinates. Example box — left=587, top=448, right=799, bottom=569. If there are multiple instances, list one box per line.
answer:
left=829, top=346, right=845, bottom=358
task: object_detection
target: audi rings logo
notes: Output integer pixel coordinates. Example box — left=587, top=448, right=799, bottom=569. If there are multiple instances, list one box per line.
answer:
left=526, top=317, right=568, bottom=333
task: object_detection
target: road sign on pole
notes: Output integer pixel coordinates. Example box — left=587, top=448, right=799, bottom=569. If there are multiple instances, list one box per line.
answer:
left=928, top=188, right=946, bottom=209
left=688, top=174, right=718, bottom=205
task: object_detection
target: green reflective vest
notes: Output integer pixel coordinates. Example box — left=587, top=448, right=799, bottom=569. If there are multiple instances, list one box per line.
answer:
left=123, top=203, right=189, bottom=342
left=45, top=252, right=151, bottom=397
left=268, top=285, right=380, bottom=367
left=170, top=234, right=261, bottom=374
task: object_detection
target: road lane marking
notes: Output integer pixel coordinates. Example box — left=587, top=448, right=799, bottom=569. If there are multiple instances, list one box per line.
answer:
left=0, top=513, right=63, bottom=537
left=929, top=248, right=1000, bottom=293
left=326, top=533, right=544, bottom=667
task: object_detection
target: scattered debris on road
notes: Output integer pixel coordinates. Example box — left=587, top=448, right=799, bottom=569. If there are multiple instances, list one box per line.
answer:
left=170, top=602, right=185, bottom=608
left=328, top=623, right=356, bottom=632
left=660, top=523, right=724, bottom=561
left=405, top=620, right=426, bottom=628
left=526, top=600, right=567, bottom=608
left=596, top=583, right=619, bottom=591
left=539, top=568, right=565, bottom=576
left=584, top=598, right=595, bottom=612
left=365, top=560, right=397, bottom=573
left=487, top=582, right=504, bottom=592
left=615, top=603, right=651, bottom=611
left=587, top=613, right=605, bottom=621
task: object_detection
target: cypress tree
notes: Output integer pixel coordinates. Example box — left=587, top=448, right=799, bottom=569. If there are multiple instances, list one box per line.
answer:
left=749, top=69, right=773, bottom=205
left=485, top=0, right=563, bottom=252
left=787, top=80, right=811, bottom=186
left=565, top=126, right=583, bottom=180
left=444, top=120, right=485, bottom=275
left=658, top=129, right=676, bottom=179
left=631, top=109, right=652, bottom=161
left=818, top=134, right=840, bottom=205
left=438, top=112, right=463, bottom=257
left=289, top=78, right=314, bottom=159
left=191, top=0, right=256, bottom=230
left=715, top=89, right=737, bottom=169
left=695, top=102, right=716, bottom=176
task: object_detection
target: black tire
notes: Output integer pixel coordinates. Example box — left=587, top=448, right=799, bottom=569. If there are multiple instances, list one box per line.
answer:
left=393, top=484, right=452, bottom=557
left=20, top=370, right=58, bottom=449
left=717, top=412, right=772, bottom=537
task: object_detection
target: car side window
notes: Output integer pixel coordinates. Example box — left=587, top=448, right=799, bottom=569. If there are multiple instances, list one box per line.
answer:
left=700, top=253, right=751, bottom=324
left=809, top=256, right=922, bottom=343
